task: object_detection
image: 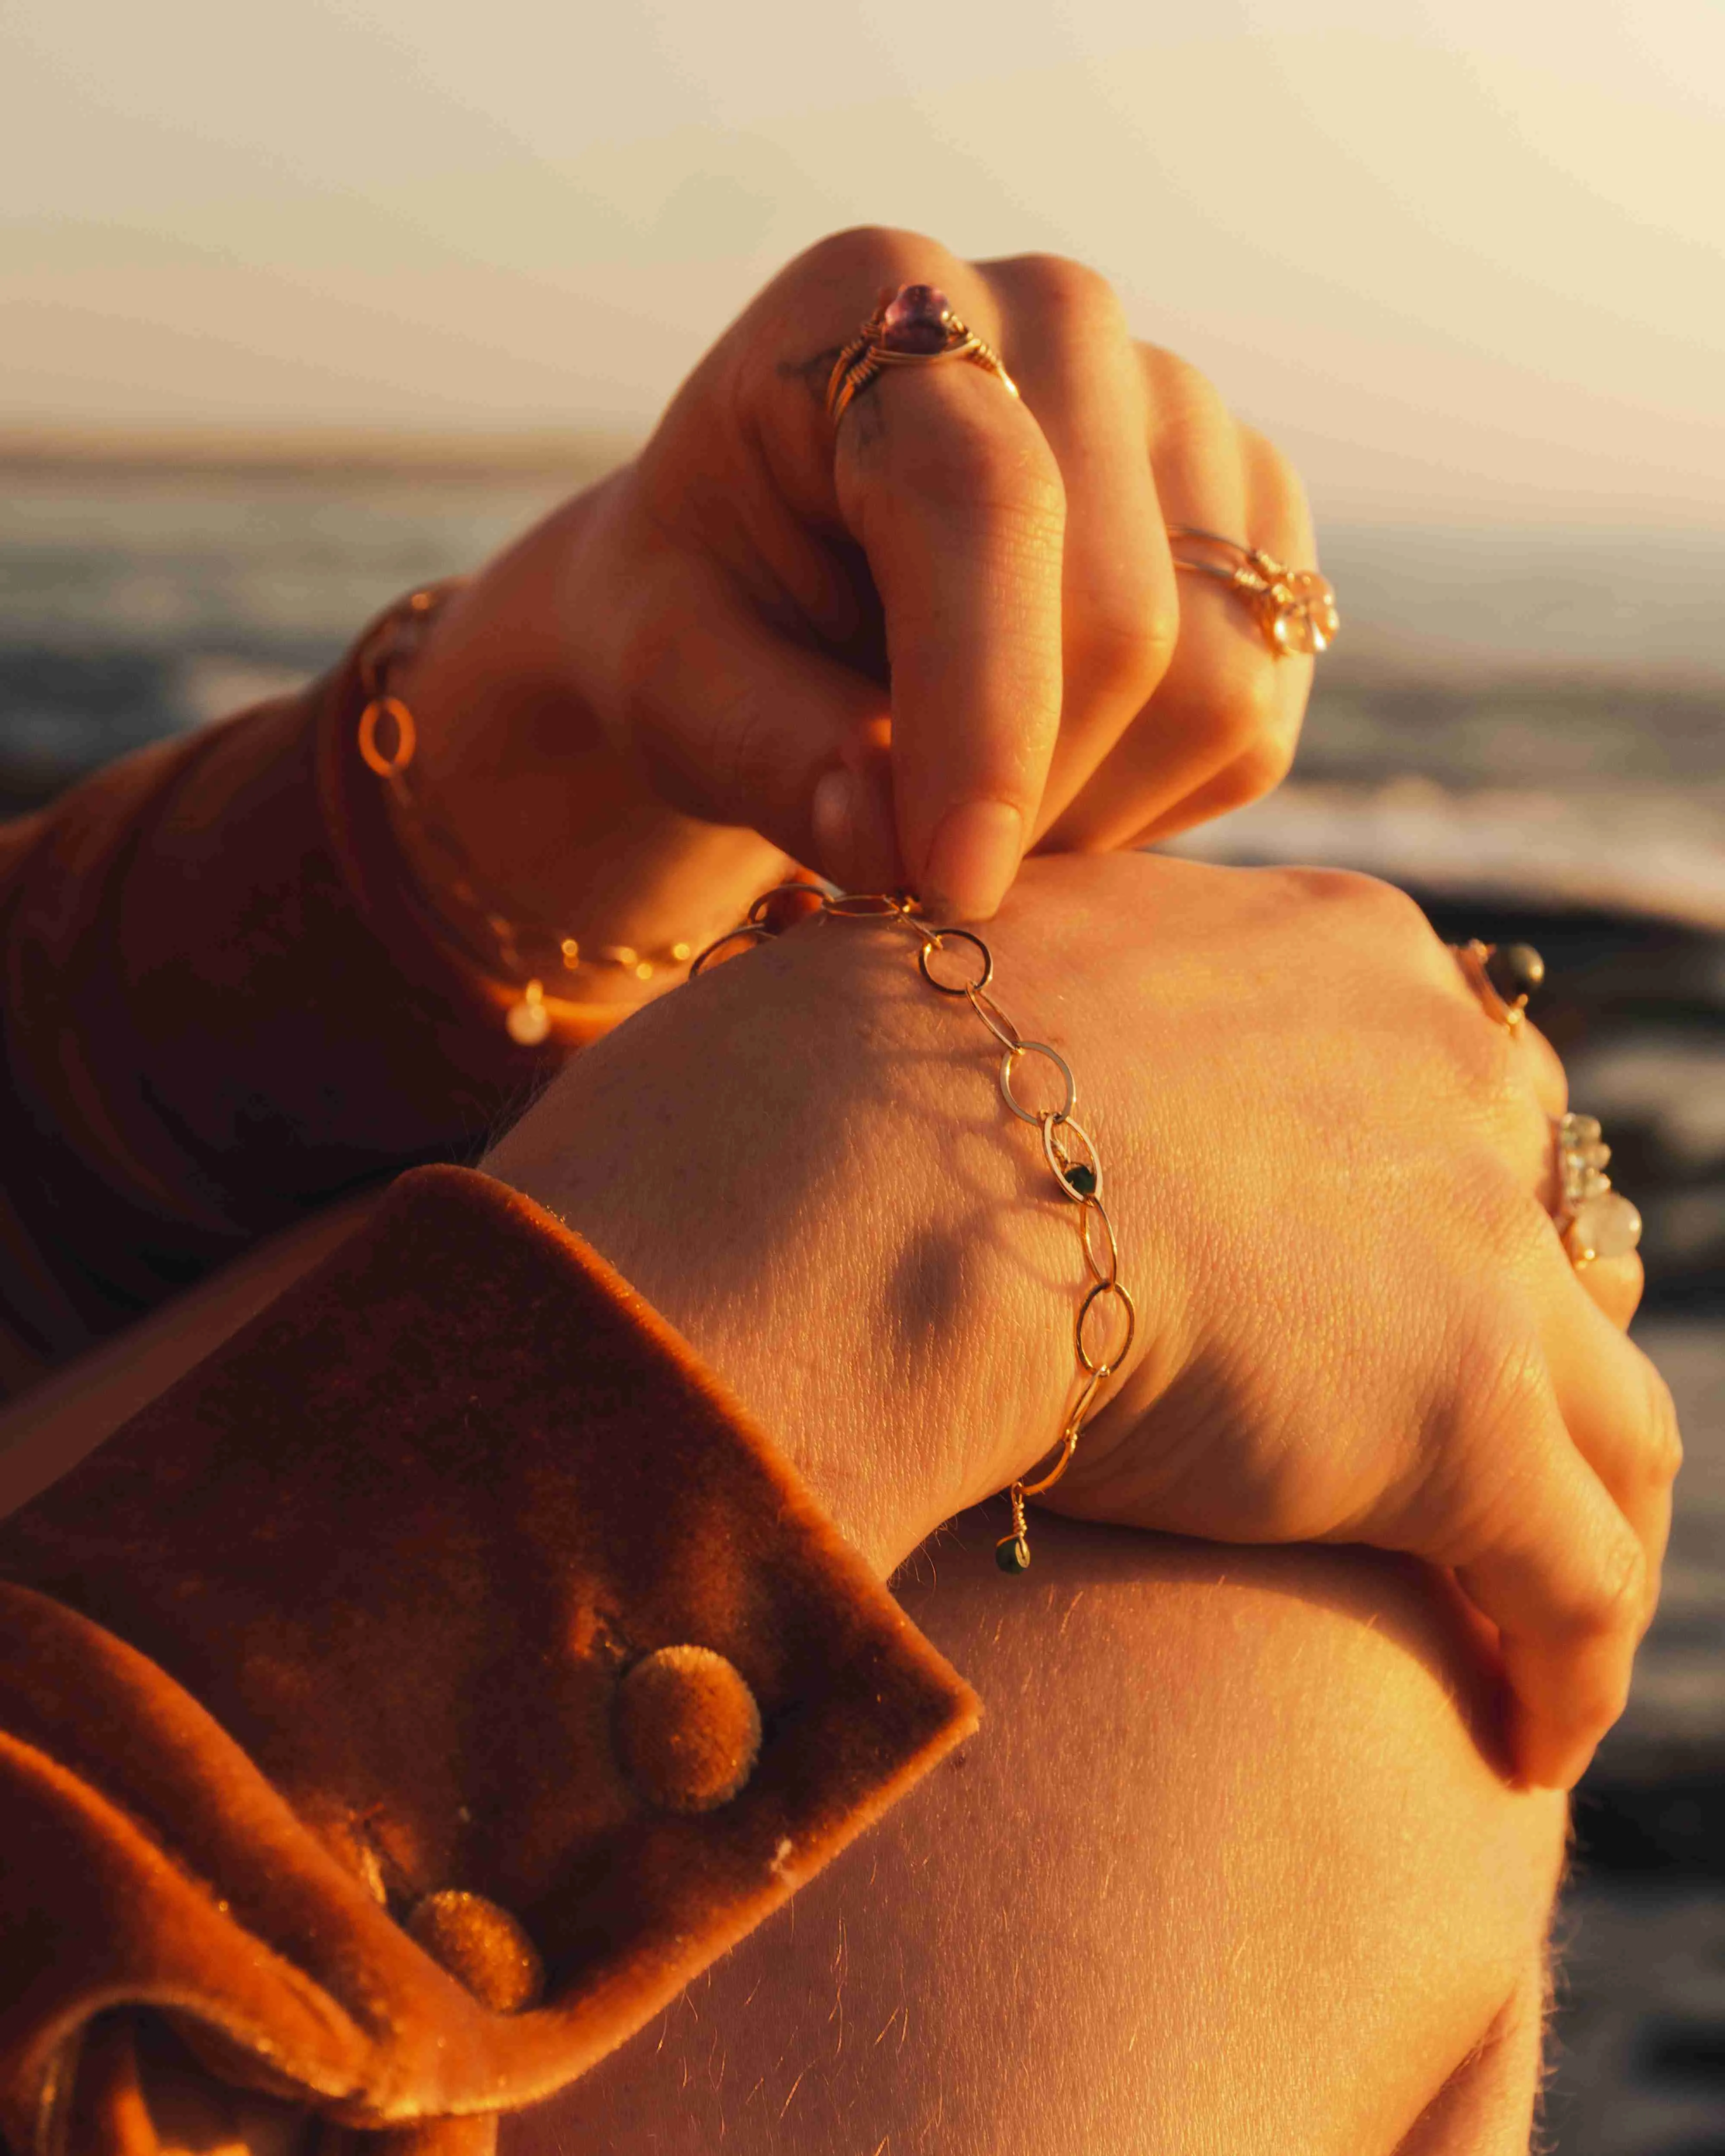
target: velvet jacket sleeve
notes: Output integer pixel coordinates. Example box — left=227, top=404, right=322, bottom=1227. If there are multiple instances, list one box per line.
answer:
left=0, top=648, right=979, bottom=2155
left=0, top=626, right=586, bottom=1391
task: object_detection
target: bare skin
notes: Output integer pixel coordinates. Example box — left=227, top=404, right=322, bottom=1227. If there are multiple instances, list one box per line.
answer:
left=490, top=852, right=1676, bottom=1791
left=9, top=219, right=1673, bottom=2156
left=7, top=854, right=1664, bottom=2156
left=505, top=1510, right=1568, bottom=2156
left=384, top=228, right=1319, bottom=986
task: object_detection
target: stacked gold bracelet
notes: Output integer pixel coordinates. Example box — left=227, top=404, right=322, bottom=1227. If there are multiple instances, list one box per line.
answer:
left=694, top=886, right=1135, bottom=1573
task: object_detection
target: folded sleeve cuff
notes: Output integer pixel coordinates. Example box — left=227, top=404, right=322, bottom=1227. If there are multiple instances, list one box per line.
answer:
left=0, top=1165, right=979, bottom=2150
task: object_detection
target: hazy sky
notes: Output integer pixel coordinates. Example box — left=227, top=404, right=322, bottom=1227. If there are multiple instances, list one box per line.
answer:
left=3, top=0, right=1722, bottom=525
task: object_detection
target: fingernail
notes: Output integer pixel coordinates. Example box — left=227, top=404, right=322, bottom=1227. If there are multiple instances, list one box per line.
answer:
left=922, top=800, right=1023, bottom=921
left=811, top=767, right=857, bottom=881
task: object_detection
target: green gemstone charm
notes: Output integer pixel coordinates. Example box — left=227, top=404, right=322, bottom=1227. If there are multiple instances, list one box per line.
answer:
left=995, top=1535, right=1031, bottom=1574
left=1065, top=1162, right=1098, bottom=1198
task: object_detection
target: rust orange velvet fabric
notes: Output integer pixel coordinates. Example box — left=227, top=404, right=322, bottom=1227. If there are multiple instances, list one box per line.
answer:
left=0, top=648, right=978, bottom=2156
left=0, top=624, right=576, bottom=1389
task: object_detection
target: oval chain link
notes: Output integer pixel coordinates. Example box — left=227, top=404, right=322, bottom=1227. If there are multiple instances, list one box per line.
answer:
left=690, top=887, right=1133, bottom=1573
left=999, top=1040, right=1076, bottom=1127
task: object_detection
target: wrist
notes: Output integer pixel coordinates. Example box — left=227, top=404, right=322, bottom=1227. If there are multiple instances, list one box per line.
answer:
left=481, top=915, right=1082, bottom=1574
left=385, top=485, right=787, bottom=983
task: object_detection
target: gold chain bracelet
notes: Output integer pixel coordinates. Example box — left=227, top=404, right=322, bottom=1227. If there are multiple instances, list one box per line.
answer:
left=355, top=586, right=707, bottom=1044
left=693, top=885, right=1136, bottom=1573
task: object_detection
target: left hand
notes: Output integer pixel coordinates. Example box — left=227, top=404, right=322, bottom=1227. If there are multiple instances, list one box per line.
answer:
left=393, top=227, right=1318, bottom=961
left=490, top=851, right=1678, bottom=1790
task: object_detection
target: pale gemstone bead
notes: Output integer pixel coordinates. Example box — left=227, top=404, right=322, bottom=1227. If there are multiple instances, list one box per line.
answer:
left=1579, top=1140, right=1612, bottom=1169
left=1564, top=1113, right=1603, bottom=1145
left=1570, top=1191, right=1642, bottom=1261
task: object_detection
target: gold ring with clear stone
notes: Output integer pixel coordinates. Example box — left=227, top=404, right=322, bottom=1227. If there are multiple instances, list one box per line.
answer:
left=1167, top=525, right=1340, bottom=658
left=1555, top=1112, right=1642, bottom=1269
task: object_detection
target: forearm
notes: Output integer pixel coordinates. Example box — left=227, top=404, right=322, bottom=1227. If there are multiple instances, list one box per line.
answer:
left=480, top=912, right=1077, bottom=1575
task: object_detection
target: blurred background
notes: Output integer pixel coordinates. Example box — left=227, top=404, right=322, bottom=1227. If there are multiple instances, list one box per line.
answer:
left=3, top=3, right=1721, bottom=2147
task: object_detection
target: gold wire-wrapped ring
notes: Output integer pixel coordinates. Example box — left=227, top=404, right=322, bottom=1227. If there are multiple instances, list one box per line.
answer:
left=1449, top=939, right=1546, bottom=1034
left=826, top=283, right=1019, bottom=427
left=1167, top=524, right=1340, bottom=658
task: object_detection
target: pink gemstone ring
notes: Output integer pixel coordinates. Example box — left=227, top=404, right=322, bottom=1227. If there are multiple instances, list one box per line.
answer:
left=825, top=283, right=1019, bottom=427
left=1166, top=525, right=1340, bottom=659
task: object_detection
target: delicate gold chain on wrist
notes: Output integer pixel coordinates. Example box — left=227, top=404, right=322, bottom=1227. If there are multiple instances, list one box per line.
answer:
left=355, top=586, right=706, bottom=1044
left=693, top=885, right=1136, bottom=1573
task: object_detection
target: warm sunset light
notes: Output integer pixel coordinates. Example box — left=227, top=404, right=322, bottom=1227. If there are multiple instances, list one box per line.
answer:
left=0, top=13, right=1718, bottom=2152
left=4, top=0, right=1722, bottom=524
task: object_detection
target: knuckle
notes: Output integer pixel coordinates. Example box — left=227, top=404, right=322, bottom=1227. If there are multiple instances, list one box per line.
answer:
left=1579, top=1527, right=1648, bottom=1645
left=1235, top=420, right=1310, bottom=516
left=1003, top=251, right=1124, bottom=330
left=1452, top=1012, right=1531, bottom=1125
left=1271, top=863, right=1367, bottom=909
left=1139, top=344, right=1226, bottom=425
left=888, top=407, right=1065, bottom=532
left=1198, top=661, right=1288, bottom=763
left=1524, top=1025, right=1569, bottom=1118
left=1235, top=417, right=1295, bottom=482
left=1071, top=595, right=1176, bottom=705
left=1639, top=1361, right=1684, bottom=1484
left=1276, top=865, right=1432, bottom=942
left=1200, top=731, right=1300, bottom=816
left=795, top=223, right=938, bottom=288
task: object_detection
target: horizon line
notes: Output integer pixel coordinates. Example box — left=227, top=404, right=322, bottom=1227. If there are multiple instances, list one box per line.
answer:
left=3, top=426, right=1722, bottom=536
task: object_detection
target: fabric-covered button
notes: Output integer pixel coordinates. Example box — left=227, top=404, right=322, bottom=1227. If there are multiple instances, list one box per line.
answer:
left=613, top=1644, right=762, bottom=1814
left=407, top=1889, right=545, bottom=2012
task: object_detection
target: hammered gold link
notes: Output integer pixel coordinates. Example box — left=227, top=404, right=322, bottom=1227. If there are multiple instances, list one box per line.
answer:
left=918, top=928, right=994, bottom=997
left=1065, top=1364, right=1108, bottom=1436
left=822, top=891, right=912, bottom=918
left=1079, top=1195, right=1119, bottom=1288
left=1018, top=1425, right=1081, bottom=1499
left=692, top=885, right=1132, bottom=1574
left=1000, top=1040, right=1077, bottom=1127
left=689, top=923, right=775, bottom=976
left=1043, top=1113, right=1103, bottom=1203
left=966, top=982, right=1022, bottom=1053
left=1076, top=1279, right=1137, bottom=1377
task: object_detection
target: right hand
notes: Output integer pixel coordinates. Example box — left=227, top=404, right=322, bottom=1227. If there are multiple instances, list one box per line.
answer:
left=391, top=227, right=1314, bottom=967
left=484, top=851, right=1678, bottom=1792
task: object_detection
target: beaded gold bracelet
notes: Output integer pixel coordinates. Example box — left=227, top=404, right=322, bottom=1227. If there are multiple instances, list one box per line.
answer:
left=693, top=885, right=1135, bottom=1572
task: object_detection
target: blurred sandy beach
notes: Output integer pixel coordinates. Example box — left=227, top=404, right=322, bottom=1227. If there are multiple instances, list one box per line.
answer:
left=1, top=435, right=1721, bottom=2152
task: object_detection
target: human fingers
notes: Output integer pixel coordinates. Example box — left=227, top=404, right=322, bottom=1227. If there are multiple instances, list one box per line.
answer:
left=745, top=228, right=1068, bottom=920
left=1042, top=396, right=1315, bottom=852
left=835, top=348, right=1066, bottom=918
left=1443, top=1380, right=1646, bottom=1791
left=1571, top=1250, right=1645, bottom=1329
left=610, top=545, right=895, bottom=870
left=972, top=255, right=1173, bottom=842
left=1516, top=1018, right=1569, bottom=1122
left=1500, top=1017, right=1650, bottom=1329
left=1461, top=1008, right=1641, bottom=1326
left=1540, top=1265, right=1679, bottom=1629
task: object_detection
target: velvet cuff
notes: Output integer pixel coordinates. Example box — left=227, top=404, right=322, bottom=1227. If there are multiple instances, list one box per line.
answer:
left=0, top=1165, right=978, bottom=2155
